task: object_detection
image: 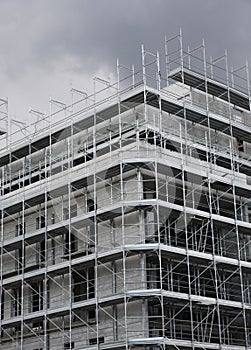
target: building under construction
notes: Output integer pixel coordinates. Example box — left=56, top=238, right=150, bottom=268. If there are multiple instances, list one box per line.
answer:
left=0, top=32, right=251, bottom=349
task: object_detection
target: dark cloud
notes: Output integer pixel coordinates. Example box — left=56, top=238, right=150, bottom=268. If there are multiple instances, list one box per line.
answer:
left=0, top=0, right=250, bottom=121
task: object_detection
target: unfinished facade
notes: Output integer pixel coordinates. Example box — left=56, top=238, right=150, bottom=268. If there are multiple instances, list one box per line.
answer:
left=0, top=33, right=251, bottom=349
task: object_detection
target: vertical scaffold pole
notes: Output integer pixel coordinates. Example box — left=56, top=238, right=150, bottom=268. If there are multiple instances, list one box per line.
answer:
left=226, top=50, right=249, bottom=348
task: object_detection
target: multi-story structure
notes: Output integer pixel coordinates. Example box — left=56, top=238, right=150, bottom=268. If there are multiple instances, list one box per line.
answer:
left=0, top=34, right=251, bottom=349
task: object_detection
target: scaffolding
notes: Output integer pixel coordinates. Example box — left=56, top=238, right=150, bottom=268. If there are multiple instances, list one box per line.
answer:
left=0, top=30, right=251, bottom=349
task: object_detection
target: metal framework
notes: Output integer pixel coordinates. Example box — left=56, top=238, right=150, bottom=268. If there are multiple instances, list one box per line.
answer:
left=0, top=31, right=251, bottom=349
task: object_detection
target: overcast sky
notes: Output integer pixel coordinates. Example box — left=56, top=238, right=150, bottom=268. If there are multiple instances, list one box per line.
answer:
left=0, top=0, right=251, bottom=128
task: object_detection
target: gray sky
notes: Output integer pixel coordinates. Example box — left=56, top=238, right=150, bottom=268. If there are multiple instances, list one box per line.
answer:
left=0, top=0, right=250, bottom=127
